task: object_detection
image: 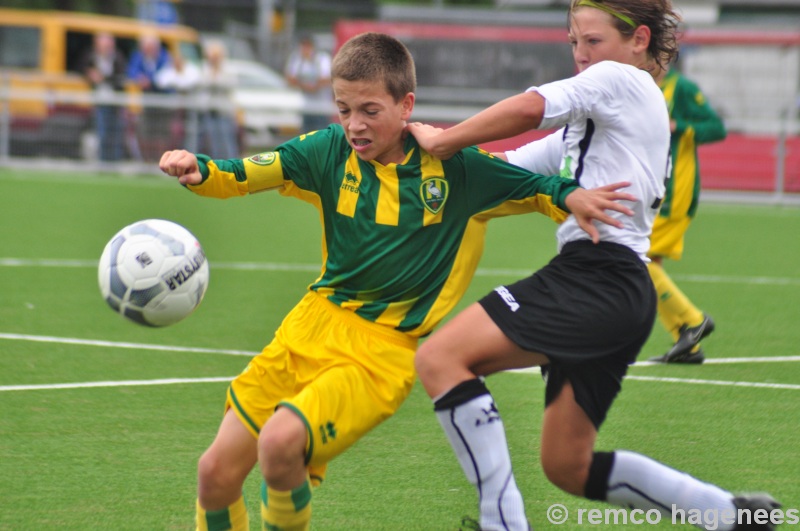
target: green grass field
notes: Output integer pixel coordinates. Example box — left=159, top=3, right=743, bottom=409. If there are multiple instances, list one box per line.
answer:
left=1, top=167, right=798, bottom=530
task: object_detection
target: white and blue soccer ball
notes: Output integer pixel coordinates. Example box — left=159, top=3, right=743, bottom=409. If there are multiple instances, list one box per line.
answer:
left=98, top=219, right=209, bottom=327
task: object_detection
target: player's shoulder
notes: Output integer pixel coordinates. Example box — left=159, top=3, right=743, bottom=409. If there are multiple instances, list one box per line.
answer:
left=285, top=123, right=346, bottom=149
left=583, top=60, right=652, bottom=84
left=577, top=61, right=659, bottom=105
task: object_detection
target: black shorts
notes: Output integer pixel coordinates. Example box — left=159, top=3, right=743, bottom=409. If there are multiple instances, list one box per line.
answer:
left=479, top=240, right=657, bottom=428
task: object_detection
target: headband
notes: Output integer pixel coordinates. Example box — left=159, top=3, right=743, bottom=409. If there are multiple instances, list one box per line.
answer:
left=576, top=0, right=637, bottom=28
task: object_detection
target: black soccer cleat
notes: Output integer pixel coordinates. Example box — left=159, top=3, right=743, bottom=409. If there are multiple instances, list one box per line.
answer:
left=649, top=348, right=706, bottom=364
left=651, top=314, right=715, bottom=364
left=732, top=492, right=782, bottom=530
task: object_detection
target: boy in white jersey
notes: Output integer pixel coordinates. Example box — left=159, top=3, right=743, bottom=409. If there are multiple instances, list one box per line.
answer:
left=408, top=1, right=780, bottom=530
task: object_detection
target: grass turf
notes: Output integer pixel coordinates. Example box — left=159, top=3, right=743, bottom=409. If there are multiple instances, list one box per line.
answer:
left=1, top=167, right=798, bottom=529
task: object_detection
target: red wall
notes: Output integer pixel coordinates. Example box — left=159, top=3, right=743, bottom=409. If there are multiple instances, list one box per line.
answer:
left=479, top=132, right=800, bottom=194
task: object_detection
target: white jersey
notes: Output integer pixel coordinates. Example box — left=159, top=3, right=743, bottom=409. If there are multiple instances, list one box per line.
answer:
left=506, top=60, right=670, bottom=260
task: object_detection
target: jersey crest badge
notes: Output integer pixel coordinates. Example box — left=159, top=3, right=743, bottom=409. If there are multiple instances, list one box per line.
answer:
left=248, top=152, right=277, bottom=166
left=419, top=177, right=449, bottom=214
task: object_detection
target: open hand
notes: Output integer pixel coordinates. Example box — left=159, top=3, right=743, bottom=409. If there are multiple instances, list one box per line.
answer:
left=406, top=122, right=456, bottom=159
left=565, top=182, right=636, bottom=243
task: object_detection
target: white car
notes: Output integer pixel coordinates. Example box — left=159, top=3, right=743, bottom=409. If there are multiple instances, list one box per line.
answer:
left=226, top=59, right=304, bottom=148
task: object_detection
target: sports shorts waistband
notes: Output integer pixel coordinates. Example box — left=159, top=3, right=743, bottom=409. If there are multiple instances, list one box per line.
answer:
left=306, top=291, right=419, bottom=350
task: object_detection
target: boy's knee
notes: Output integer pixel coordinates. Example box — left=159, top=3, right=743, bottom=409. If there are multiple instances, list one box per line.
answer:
left=259, top=409, right=308, bottom=485
left=541, top=453, right=591, bottom=497
left=197, top=449, right=240, bottom=504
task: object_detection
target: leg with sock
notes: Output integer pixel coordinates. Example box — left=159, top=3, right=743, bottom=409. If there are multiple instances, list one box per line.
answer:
left=261, top=479, right=312, bottom=531
left=586, top=450, right=780, bottom=531
left=434, top=378, right=529, bottom=531
left=196, top=495, right=250, bottom=531
left=195, top=410, right=260, bottom=531
left=259, top=408, right=314, bottom=531
left=648, top=261, right=705, bottom=334
left=647, top=261, right=712, bottom=364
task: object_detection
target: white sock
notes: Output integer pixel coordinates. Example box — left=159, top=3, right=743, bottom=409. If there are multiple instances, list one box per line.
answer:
left=607, top=450, right=736, bottom=531
left=435, top=380, right=528, bottom=531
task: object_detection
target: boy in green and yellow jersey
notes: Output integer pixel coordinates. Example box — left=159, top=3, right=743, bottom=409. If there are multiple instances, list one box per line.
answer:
left=160, top=32, right=634, bottom=531
left=649, top=67, right=727, bottom=364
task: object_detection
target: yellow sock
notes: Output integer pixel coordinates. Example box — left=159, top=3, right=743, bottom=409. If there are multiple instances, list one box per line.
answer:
left=196, top=495, right=249, bottom=531
left=648, top=262, right=704, bottom=339
left=261, top=479, right=312, bottom=531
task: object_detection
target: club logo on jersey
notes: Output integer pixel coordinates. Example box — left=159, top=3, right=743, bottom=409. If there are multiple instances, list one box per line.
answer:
left=419, top=177, right=449, bottom=214
left=248, top=152, right=277, bottom=166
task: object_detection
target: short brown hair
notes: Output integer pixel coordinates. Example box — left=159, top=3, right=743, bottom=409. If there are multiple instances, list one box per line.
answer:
left=569, top=0, right=681, bottom=69
left=331, top=32, right=416, bottom=103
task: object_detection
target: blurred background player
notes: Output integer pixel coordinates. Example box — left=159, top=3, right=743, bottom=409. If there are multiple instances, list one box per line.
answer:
left=648, top=62, right=726, bottom=364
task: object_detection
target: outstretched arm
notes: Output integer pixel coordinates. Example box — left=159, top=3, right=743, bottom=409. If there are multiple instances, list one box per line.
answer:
left=160, top=150, right=204, bottom=186
left=407, top=91, right=545, bottom=159
left=565, top=182, right=637, bottom=244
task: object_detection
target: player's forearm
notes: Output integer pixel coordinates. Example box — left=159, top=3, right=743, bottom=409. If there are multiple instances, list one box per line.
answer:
left=185, top=156, right=249, bottom=198
left=429, top=93, right=544, bottom=158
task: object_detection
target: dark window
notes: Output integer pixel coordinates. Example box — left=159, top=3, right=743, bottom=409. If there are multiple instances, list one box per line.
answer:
left=0, top=26, right=41, bottom=68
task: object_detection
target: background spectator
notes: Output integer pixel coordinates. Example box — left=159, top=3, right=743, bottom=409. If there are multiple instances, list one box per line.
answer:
left=78, top=32, right=127, bottom=162
left=127, top=32, right=173, bottom=93
left=155, top=54, right=202, bottom=152
left=284, top=33, right=332, bottom=133
left=196, top=41, right=239, bottom=159
left=127, top=32, right=174, bottom=160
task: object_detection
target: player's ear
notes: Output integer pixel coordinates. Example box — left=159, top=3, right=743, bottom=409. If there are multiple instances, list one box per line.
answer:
left=632, top=24, right=651, bottom=55
left=400, top=92, right=415, bottom=121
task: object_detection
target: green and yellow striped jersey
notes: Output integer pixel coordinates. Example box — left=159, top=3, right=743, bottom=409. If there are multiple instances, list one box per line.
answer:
left=659, top=69, right=726, bottom=218
left=189, top=124, right=578, bottom=337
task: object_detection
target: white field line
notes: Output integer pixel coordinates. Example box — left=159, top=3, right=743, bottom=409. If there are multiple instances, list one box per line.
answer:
left=1, top=333, right=799, bottom=393
left=1, top=377, right=233, bottom=392
left=622, top=375, right=800, bottom=391
left=512, top=367, right=800, bottom=391
left=2, top=257, right=800, bottom=285
left=0, top=332, right=255, bottom=357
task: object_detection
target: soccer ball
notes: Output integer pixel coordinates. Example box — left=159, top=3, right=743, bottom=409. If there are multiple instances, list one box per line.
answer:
left=98, top=219, right=209, bottom=327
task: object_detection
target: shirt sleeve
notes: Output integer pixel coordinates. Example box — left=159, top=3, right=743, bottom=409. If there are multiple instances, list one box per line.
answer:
left=185, top=153, right=286, bottom=198
left=673, top=76, right=727, bottom=144
left=505, top=130, right=565, bottom=175
left=531, top=61, right=620, bottom=131
left=458, top=146, right=578, bottom=222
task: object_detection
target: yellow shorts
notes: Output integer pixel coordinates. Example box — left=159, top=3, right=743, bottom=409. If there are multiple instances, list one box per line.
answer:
left=225, top=291, right=417, bottom=478
left=648, top=214, right=692, bottom=261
